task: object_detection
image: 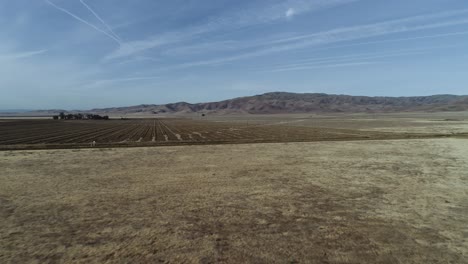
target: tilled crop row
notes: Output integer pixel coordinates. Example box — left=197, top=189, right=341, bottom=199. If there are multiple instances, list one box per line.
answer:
left=0, top=118, right=420, bottom=150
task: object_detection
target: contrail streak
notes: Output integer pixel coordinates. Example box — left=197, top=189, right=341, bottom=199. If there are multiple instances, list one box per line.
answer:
left=79, top=0, right=122, bottom=41
left=0, top=50, right=47, bottom=60
left=267, top=61, right=380, bottom=72
left=319, top=30, right=468, bottom=51
left=87, top=76, right=161, bottom=86
left=45, top=0, right=121, bottom=45
left=266, top=44, right=463, bottom=68
left=257, top=43, right=461, bottom=73
left=264, top=52, right=425, bottom=72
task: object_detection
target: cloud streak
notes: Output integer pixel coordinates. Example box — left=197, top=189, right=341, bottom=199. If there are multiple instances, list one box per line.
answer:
left=79, top=0, right=122, bottom=41
left=258, top=43, right=462, bottom=73
left=0, top=49, right=47, bottom=60
left=161, top=10, right=468, bottom=70
left=264, top=52, right=426, bottom=72
left=84, top=76, right=161, bottom=88
left=267, top=61, right=380, bottom=72
left=270, top=9, right=468, bottom=44
left=45, top=0, right=122, bottom=45
left=104, top=0, right=360, bottom=60
left=304, top=30, right=468, bottom=52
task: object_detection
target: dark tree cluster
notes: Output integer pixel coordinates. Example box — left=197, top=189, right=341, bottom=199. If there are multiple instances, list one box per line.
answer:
left=53, top=112, right=109, bottom=120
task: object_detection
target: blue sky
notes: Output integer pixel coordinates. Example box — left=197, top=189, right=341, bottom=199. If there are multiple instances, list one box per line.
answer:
left=1, top=0, right=468, bottom=109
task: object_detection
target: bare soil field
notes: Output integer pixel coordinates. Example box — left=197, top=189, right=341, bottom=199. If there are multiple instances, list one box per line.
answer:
left=203, top=112, right=468, bottom=134
left=1, top=139, right=467, bottom=263
left=1, top=113, right=466, bottom=150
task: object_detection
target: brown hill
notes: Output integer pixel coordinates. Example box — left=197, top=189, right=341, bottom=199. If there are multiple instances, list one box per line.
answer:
left=90, top=92, right=468, bottom=115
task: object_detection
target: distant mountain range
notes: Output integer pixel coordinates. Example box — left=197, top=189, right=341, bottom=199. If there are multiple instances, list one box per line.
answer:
left=13, top=92, right=468, bottom=116
left=88, top=92, right=468, bottom=115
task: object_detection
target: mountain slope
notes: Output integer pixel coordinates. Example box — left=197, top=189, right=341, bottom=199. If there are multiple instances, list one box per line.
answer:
left=90, top=92, right=468, bottom=115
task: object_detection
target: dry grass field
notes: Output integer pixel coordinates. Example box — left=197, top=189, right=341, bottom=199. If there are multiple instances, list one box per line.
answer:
left=1, top=113, right=467, bottom=263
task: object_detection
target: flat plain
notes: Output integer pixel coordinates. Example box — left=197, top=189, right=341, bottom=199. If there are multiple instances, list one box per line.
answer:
left=1, top=112, right=467, bottom=263
left=1, top=112, right=468, bottom=150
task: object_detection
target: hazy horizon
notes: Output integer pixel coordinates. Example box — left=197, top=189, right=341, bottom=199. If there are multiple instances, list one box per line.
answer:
left=1, top=0, right=468, bottom=109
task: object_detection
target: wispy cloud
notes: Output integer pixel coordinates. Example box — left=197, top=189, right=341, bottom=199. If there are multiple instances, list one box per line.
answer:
left=104, top=35, right=174, bottom=61
left=263, top=52, right=424, bottom=72
left=45, top=0, right=122, bottom=45
left=241, top=0, right=359, bottom=23
left=267, top=61, right=380, bottom=72
left=286, top=8, right=296, bottom=19
left=264, top=44, right=461, bottom=69
left=270, top=9, right=468, bottom=45
left=161, top=10, right=468, bottom=69
left=162, top=40, right=241, bottom=56
left=113, top=56, right=160, bottom=66
left=85, top=76, right=161, bottom=88
left=0, top=49, right=47, bottom=60
left=104, top=0, right=360, bottom=60
left=258, top=43, right=463, bottom=73
left=305, top=30, right=468, bottom=52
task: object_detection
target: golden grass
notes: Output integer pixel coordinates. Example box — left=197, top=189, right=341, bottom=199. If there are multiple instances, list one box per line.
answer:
left=1, top=139, right=467, bottom=263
